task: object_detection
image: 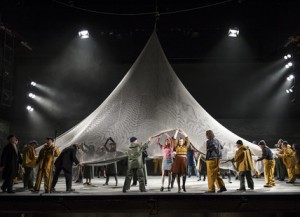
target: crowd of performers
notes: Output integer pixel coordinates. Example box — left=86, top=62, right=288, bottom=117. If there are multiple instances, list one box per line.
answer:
left=0, top=131, right=299, bottom=194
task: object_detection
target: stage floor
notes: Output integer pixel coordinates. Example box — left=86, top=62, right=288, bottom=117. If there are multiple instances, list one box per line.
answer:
left=1, top=176, right=300, bottom=215
left=1, top=175, right=300, bottom=195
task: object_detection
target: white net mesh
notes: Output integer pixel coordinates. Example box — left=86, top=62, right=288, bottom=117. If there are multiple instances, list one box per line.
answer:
left=43, top=32, right=262, bottom=171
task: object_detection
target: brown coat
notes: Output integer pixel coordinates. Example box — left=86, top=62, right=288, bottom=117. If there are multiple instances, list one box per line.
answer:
left=233, top=145, right=254, bottom=172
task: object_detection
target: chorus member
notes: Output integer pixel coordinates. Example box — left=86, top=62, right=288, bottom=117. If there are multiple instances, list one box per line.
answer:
left=123, top=136, right=152, bottom=193
left=277, top=141, right=296, bottom=183
left=172, top=129, right=189, bottom=193
left=157, top=133, right=174, bottom=191
left=231, top=140, right=254, bottom=191
left=256, top=140, right=275, bottom=187
left=22, top=140, right=38, bottom=190
left=51, top=144, right=81, bottom=192
left=33, top=137, right=60, bottom=193
left=205, top=130, right=226, bottom=193
left=0, top=135, right=22, bottom=193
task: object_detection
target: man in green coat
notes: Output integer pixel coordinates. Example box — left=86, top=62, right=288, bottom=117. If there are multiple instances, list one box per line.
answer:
left=123, top=136, right=151, bottom=193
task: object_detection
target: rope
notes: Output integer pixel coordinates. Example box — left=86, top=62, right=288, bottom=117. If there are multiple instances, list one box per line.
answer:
left=52, top=0, right=233, bottom=16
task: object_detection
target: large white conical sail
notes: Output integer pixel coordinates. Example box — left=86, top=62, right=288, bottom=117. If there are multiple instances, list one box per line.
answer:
left=52, top=32, right=261, bottom=164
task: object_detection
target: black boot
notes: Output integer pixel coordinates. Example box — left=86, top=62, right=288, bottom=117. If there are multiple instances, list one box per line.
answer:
left=182, top=176, right=186, bottom=192
left=177, top=175, right=181, bottom=193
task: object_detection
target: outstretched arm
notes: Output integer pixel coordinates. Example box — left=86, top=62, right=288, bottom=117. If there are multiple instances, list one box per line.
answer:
left=179, top=129, right=188, bottom=138
left=173, top=129, right=179, bottom=139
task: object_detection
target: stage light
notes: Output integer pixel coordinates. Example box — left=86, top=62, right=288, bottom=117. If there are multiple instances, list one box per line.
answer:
left=287, top=74, right=295, bottom=81
left=284, top=54, right=292, bottom=59
left=228, top=28, right=239, bottom=37
left=78, top=30, right=89, bottom=39
left=31, top=81, right=36, bottom=86
left=289, top=88, right=293, bottom=93
left=286, top=89, right=290, bottom=94
left=288, top=62, right=293, bottom=67
left=26, top=105, right=34, bottom=112
left=28, top=93, right=36, bottom=99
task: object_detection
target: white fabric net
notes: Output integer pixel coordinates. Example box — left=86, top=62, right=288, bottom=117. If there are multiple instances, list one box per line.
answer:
left=42, top=32, right=262, bottom=172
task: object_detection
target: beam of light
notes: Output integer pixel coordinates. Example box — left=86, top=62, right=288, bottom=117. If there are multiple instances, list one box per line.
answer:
left=34, top=95, right=63, bottom=115
left=33, top=83, right=58, bottom=98
left=78, top=30, right=89, bottom=39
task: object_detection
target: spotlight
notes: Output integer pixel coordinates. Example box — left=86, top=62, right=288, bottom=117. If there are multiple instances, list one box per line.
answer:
left=284, top=54, right=292, bottom=59
left=289, top=88, right=293, bottom=93
left=286, top=89, right=290, bottom=94
left=228, top=28, right=239, bottom=37
left=26, top=105, right=34, bottom=112
left=287, top=74, right=295, bottom=81
left=285, top=62, right=293, bottom=68
left=78, top=30, right=89, bottom=39
left=28, top=93, right=36, bottom=98
left=31, top=81, right=36, bottom=86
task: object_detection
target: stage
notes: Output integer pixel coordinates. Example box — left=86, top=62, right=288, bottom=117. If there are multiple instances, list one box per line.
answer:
left=1, top=176, right=300, bottom=216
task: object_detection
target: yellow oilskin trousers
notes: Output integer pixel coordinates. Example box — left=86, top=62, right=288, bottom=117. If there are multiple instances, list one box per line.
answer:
left=263, top=159, right=275, bottom=186
left=206, top=159, right=225, bottom=192
left=34, top=168, right=52, bottom=191
left=287, top=166, right=296, bottom=182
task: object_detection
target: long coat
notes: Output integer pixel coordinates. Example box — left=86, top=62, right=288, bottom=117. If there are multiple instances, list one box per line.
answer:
left=233, top=145, right=254, bottom=172
left=127, top=142, right=149, bottom=169
left=37, top=144, right=60, bottom=171
left=54, top=145, right=79, bottom=173
left=0, top=143, right=22, bottom=180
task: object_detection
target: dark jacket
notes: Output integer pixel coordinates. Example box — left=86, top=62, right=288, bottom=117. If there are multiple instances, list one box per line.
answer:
left=0, top=143, right=22, bottom=180
left=257, top=146, right=274, bottom=161
left=54, top=145, right=79, bottom=173
left=206, top=138, right=223, bottom=160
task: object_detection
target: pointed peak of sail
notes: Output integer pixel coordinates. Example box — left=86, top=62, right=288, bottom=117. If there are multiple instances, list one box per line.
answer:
left=50, top=32, right=261, bottom=166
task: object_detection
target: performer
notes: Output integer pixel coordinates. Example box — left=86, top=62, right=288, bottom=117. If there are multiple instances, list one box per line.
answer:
left=205, top=130, right=227, bottom=193
left=231, top=140, right=254, bottom=191
left=196, top=152, right=206, bottom=181
left=0, top=135, right=22, bottom=193
left=157, top=133, right=174, bottom=191
left=132, top=150, right=148, bottom=186
left=22, top=140, right=38, bottom=190
left=82, top=144, right=95, bottom=185
left=256, top=140, right=275, bottom=187
left=103, top=137, right=118, bottom=186
left=122, top=136, right=152, bottom=193
left=274, top=139, right=287, bottom=181
left=33, top=137, right=60, bottom=193
left=187, top=145, right=199, bottom=178
left=276, top=141, right=296, bottom=183
left=172, top=129, right=189, bottom=193
left=51, top=144, right=81, bottom=192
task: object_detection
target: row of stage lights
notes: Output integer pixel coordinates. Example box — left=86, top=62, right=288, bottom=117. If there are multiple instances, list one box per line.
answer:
left=78, top=27, right=240, bottom=39
left=284, top=53, right=296, bottom=99
left=26, top=81, right=37, bottom=112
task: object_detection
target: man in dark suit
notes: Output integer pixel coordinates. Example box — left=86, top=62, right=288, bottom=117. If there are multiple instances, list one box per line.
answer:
left=51, top=144, right=81, bottom=192
left=0, top=135, right=22, bottom=193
